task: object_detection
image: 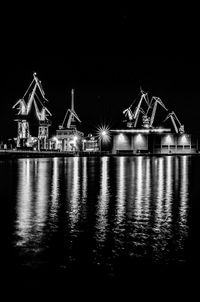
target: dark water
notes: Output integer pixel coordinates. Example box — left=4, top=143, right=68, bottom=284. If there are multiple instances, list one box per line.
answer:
left=1, top=155, right=200, bottom=295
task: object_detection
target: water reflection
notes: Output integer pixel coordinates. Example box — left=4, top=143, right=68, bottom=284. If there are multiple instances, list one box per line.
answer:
left=16, top=159, right=49, bottom=248
left=154, top=157, right=164, bottom=233
left=143, top=158, right=151, bottom=222
left=180, top=156, right=189, bottom=225
left=96, top=157, right=110, bottom=244
left=165, top=156, right=173, bottom=223
left=68, top=157, right=81, bottom=232
left=14, top=155, right=190, bottom=266
left=16, top=159, right=32, bottom=247
left=116, top=157, right=126, bottom=226
left=82, top=157, right=87, bottom=201
left=35, top=160, right=48, bottom=234
left=49, top=158, right=59, bottom=226
left=135, top=156, right=144, bottom=221
left=179, top=156, right=189, bottom=248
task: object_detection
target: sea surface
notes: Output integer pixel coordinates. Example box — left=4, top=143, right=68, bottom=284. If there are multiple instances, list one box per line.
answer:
left=1, top=155, right=200, bottom=296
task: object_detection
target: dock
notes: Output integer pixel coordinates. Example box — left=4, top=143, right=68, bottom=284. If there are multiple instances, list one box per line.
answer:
left=0, top=149, right=199, bottom=159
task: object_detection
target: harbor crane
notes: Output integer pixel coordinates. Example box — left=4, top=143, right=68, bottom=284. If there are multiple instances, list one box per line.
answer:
left=12, top=72, right=51, bottom=148
left=12, top=99, right=27, bottom=115
left=123, top=88, right=149, bottom=128
left=59, top=89, right=81, bottom=130
left=163, top=111, right=185, bottom=134
left=33, top=97, right=52, bottom=148
left=146, top=96, right=168, bottom=128
left=123, top=106, right=134, bottom=122
left=33, top=92, right=52, bottom=123
left=12, top=99, right=30, bottom=147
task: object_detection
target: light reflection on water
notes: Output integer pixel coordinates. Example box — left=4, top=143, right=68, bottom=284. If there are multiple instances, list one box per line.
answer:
left=96, top=157, right=109, bottom=245
left=14, top=156, right=190, bottom=269
left=49, top=158, right=59, bottom=225
left=68, top=157, right=80, bottom=231
left=16, top=159, right=32, bottom=247
left=116, top=156, right=126, bottom=226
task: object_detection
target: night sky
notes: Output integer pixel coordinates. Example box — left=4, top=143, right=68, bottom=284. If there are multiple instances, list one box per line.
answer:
left=1, top=4, right=200, bottom=140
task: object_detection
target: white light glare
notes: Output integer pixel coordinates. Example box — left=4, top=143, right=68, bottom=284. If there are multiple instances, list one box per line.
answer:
left=96, top=125, right=111, bottom=142
left=52, top=136, right=58, bottom=142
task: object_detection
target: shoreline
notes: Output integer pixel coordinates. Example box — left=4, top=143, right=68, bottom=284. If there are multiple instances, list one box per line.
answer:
left=0, top=149, right=199, bottom=158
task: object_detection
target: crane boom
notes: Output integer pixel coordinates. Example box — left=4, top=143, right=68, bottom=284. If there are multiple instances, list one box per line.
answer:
left=123, top=89, right=150, bottom=128
left=123, top=107, right=134, bottom=121
left=133, top=93, right=144, bottom=119
left=163, top=111, right=184, bottom=133
left=26, top=84, right=37, bottom=114
left=33, top=99, right=41, bottom=120
left=172, top=111, right=181, bottom=126
left=134, top=107, right=146, bottom=127
left=60, top=89, right=81, bottom=129
left=66, top=110, right=81, bottom=128
left=170, top=115, right=178, bottom=133
left=149, top=97, right=168, bottom=127
left=150, top=101, right=158, bottom=126
left=33, top=72, right=46, bottom=100
left=12, top=99, right=27, bottom=115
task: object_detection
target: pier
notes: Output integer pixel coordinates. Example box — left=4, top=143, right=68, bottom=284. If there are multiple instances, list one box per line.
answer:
left=0, top=149, right=199, bottom=159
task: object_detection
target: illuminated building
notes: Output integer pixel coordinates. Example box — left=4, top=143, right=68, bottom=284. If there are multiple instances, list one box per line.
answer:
left=111, top=129, right=198, bottom=154
left=82, top=134, right=99, bottom=152
left=111, top=89, right=198, bottom=154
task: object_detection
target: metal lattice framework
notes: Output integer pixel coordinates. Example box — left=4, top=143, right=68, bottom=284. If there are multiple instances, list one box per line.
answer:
left=123, top=88, right=170, bottom=130
left=59, top=89, right=81, bottom=130
left=12, top=72, right=51, bottom=147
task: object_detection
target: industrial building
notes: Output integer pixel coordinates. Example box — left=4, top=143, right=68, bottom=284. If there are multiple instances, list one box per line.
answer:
left=111, top=88, right=198, bottom=154
left=111, top=129, right=197, bottom=154
left=82, top=134, right=99, bottom=152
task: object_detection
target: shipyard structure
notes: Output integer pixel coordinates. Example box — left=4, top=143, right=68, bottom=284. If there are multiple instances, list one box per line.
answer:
left=11, top=73, right=98, bottom=153
left=10, top=73, right=198, bottom=155
left=111, top=89, right=197, bottom=154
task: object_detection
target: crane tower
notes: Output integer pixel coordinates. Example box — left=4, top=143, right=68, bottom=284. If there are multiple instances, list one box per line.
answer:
left=56, top=89, right=83, bottom=151
left=12, top=72, right=51, bottom=149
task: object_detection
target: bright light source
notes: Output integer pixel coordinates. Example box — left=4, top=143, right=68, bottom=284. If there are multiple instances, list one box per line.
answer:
left=117, top=133, right=127, bottom=143
left=164, top=134, right=173, bottom=145
left=96, top=125, right=111, bottom=143
left=134, top=134, right=145, bottom=145
left=179, top=134, right=188, bottom=144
